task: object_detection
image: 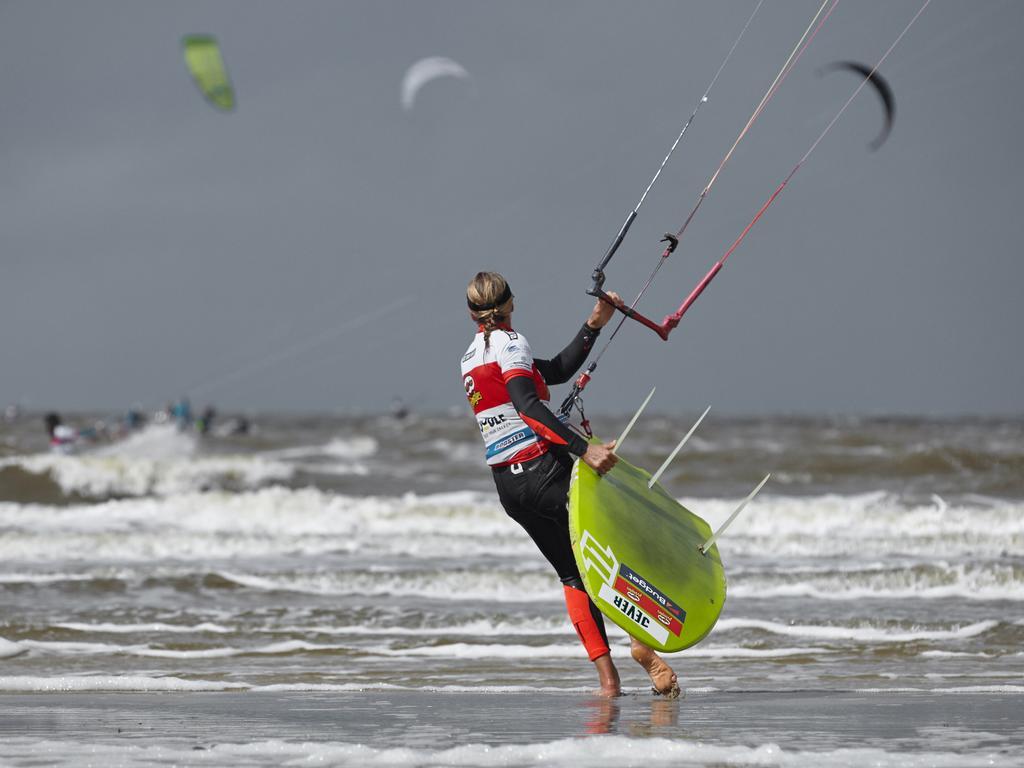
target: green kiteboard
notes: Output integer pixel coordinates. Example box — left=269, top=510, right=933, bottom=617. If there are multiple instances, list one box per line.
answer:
left=569, top=447, right=726, bottom=653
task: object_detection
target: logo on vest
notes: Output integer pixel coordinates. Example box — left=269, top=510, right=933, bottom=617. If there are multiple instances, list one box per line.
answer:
left=464, top=375, right=482, bottom=407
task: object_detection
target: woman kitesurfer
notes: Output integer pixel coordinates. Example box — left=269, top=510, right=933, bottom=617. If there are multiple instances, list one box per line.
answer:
left=460, top=271, right=679, bottom=698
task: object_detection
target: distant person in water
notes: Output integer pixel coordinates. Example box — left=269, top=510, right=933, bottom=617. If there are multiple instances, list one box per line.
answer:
left=196, top=406, right=216, bottom=435
left=390, top=397, right=410, bottom=420
left=124, top=409, right=145, bottom=431
left=460, top=271, right=679, bottom=698
left=44, top=412, right=78, bottom=454
left=172, top=398, right=192, bottom=431
left=216, top=415, right=250, bottom=437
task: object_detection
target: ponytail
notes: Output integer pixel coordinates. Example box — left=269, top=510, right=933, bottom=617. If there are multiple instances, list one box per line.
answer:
left=466, top=272, right=514, bottom=350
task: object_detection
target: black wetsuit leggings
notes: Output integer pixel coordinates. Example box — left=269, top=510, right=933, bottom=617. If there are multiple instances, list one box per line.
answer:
left=492, top=451, right=609, bottom=653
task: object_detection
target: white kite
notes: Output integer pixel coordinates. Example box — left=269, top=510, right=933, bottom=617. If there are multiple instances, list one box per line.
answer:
left=401, top=56, right=470, bottom=111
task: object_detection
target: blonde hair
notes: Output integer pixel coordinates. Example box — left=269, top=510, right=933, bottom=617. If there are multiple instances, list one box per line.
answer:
left=467, top=272, right=513, bottom=350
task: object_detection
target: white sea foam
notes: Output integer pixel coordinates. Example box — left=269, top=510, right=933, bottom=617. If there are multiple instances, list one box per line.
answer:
left=214, top=559, right=1024, bottom=603
left=267, top=618, right=568, bottom=637
left=2, top=450, right=294, bottom=498
left=0, top=432, right=381, bottom=499
left=10, top=636, right=836, bottom=662
left=2, top=485, right=1022, bottom=565
left=371, top=642, right=589, bottom=659
left=214, top=564, right=560, bottom=602
left=2, top=486, right=1020, bottom=566
left=0, top=675, right=247, bottom=692
left=0, top=637, right=27, bottom=659
left=687, top=492, right=1024, bottom=558
left=55, top=621, right=233, bottom=634
left=16, top=638, right=353, bottom=659
left=17, top=639, right=135, bottom=656
left=0, top=735, right=1013, bottom=768
left=0, top=676, right=592, bottom=694
left=715, top=618, right=998, bottom=643
left=89, top=424, right=197, bottom=460
left=857, top=685, right=1024, bottom=695
left=370, top=642, right=832, bottom=661
left=0, top=487, right=527, bottom=562
left=427, top=438, right=484, bottom=465
left=0, top=572, right=97, bottom=584
left=919, top=651, right=995, bottom=659
left=294, top=461, right=369, bottom=476
left=261, top=435, right=378, bottom=461
left=729, top=559, right=1024, bottom=602
left=132, top=640, right=344, bottom=659
left=671, top=645, right=831, bottom=659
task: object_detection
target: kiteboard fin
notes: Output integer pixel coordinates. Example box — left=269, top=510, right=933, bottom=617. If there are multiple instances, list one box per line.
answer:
left=699, top=473, right=771, bottom=555
left=613, top=386, right=655, bottom=456
left=648, top=405, right=711, bottom=489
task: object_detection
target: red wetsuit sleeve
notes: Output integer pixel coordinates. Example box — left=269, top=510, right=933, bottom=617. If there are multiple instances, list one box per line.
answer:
left=506, top=375, right=590, bottom=458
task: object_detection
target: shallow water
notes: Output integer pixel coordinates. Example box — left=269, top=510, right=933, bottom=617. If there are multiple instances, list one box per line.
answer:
left=1, top=411, right=1022, bottom=764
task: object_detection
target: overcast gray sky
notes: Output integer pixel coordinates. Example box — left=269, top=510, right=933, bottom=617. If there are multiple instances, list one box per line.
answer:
left=1, top=1, right=1021, bottom=416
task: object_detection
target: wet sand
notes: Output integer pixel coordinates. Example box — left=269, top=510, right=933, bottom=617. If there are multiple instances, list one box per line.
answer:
left=1, top=689, right=1020, bottom=764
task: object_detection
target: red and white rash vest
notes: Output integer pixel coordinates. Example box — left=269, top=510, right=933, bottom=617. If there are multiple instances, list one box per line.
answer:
left=461, top=327, right=558, bottom=466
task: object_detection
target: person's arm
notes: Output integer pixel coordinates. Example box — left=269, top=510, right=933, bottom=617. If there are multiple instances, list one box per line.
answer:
left=534, top=293, right=623, bottom=385
left=506, top=376, right=618, bottom=474
left=534, top=324, right=600, bottom=386
left=507, top=375, right=590, bottom=456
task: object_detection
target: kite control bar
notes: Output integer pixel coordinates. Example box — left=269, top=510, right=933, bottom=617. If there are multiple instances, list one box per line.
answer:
left=561, top=0, right=926, bottom=426
left=587, top=232, right=682, bottom=342
left=579, top=0, right=840, bottom=345
left=559, top=230, right=719, bottom=418
left=570, top=0, right=769, bottom=350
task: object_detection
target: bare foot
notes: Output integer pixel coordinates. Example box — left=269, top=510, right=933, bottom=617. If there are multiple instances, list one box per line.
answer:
left=630, top=638, right=680, bottom=699
left=594, top=652, right=622, bottom=698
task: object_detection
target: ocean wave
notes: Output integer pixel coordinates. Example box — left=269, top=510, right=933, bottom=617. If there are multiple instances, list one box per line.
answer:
left=0, top=572, right=99, bottom=584
left=44, top=615, right=625, bottom=641
left=4, top=559, right=1020, bottom=608
left=0, top=637, right=27, bottom=659
left=5, top=635, right=836, bottom=662
left=88, top=424, right=198, bottom=460
left=714, top=618, right=998, bottom=643
left=0, top=676, right=589, bottom=694
left=2, top=486, right=1021, bottom=563
left=264, top=619, right=569, bottom=637
left=253, top=641, right=824, bottom=662
left=729, top=562, right=1024, bottom=602
left=215, top=560, right=1024, bottom=603
left=0, top=452, right=294, bottom=500
left=213, top=567, right=560, bottom=602
left=0, top=675, right=247, bottom=692
left=55, top=621, right=233, bottom=634
left=13, top=637, right=352, bottom=659
left=0, top=433, right=382, bottom=501
left=0, top=562, right=562, bottom=603
left=857, top=685, right=1024, bottom=695
left=690, top=493, right=1024, bottom=558
left=0, top=487, right=528, bottom=562
left=0, top=734, right=1013, bottom=768
left=918, top=651, right=994, bottom=659
left=261, top=436, right=378, bottom=462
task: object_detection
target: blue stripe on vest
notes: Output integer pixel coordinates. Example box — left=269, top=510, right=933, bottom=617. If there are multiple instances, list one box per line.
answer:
left=485, top=426, right=536, bottom=459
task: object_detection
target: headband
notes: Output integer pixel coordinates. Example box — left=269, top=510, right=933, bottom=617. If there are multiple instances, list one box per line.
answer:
left=467, top=283, right=512, bottom=313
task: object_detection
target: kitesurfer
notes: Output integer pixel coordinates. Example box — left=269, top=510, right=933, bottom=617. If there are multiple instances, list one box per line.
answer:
left=44, top=412, right=79, bottom=454
left=460, top=271, right=679, bottom=697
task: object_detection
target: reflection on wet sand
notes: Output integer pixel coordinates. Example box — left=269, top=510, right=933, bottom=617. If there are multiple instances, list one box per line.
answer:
left=582, top=695, right=680, bottom=736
